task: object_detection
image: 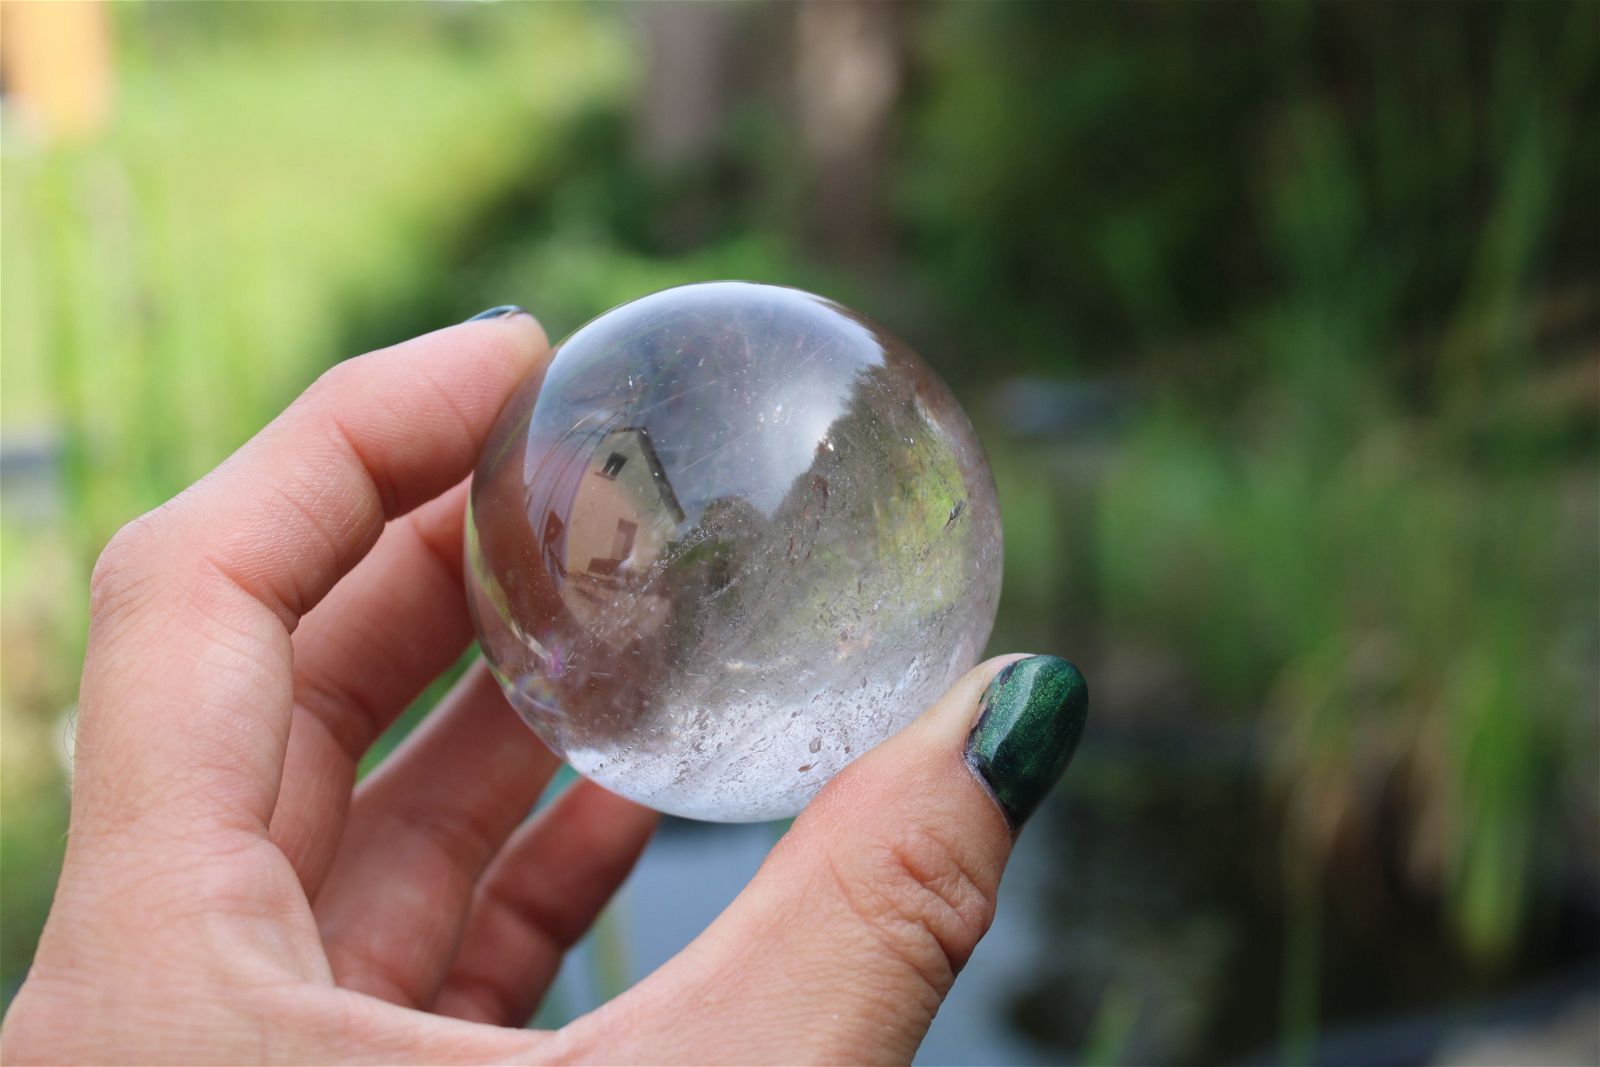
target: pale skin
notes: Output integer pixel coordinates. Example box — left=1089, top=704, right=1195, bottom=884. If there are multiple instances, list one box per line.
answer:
left=1, top=314, right=1025, bottom=1065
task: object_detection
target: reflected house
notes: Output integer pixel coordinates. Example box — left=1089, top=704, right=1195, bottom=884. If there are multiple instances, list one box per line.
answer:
left=536, top=427, right=686, bottom=644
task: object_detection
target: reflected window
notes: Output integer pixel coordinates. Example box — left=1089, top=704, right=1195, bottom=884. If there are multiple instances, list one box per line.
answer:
left=541, top=510, right=566, bottom=578
left=599, top=452, right=628, bottom=480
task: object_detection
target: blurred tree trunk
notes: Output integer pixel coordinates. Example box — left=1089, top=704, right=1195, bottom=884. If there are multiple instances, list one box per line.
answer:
left=791, top=0, right=907, bottom=265
left=634, top=1, right=737, bottom=169
left=632, top=1, right=907, bottom=266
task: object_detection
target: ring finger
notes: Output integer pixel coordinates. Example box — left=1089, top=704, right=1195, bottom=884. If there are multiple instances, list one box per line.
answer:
left=313, top=662, right=560, bottom=1008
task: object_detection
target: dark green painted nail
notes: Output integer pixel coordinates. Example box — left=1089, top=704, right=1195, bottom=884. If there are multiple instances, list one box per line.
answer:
left=965, top=655, right=1088, bottom=830
left=464, top=305, right=527, bottom=322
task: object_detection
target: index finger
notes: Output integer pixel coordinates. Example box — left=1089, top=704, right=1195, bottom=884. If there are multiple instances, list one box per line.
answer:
left=72, top=311, right=548, bottom=841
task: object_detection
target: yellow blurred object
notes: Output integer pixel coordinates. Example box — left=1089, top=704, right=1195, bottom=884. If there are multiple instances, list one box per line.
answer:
left=0, top=0, right=113, bottom=141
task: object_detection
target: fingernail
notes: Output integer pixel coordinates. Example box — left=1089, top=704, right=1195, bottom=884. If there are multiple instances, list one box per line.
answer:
left=464, top=305, right=528, bottom=322
left=964, top=655, right=1088, bottom=830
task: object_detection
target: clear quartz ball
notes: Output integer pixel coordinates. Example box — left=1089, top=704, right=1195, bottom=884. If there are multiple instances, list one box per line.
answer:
left=466, top=282, right=1002, bottom=821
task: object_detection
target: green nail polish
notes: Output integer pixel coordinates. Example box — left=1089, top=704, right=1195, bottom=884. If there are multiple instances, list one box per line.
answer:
left=965, top=655, right=1088, bottom=829
left=464, top=305, right=527, bottom=322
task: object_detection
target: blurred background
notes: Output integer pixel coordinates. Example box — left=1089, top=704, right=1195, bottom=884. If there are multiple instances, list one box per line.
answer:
left=1, top=2, right=1596, bottom=1063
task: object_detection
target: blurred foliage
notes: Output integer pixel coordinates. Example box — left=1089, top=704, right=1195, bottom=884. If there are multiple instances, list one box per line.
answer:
left=2, top=1, right=1596, bottom=1059
left=904, top=2, right=1599, bottom=971
left=0, top=1, right=632, bottom=1000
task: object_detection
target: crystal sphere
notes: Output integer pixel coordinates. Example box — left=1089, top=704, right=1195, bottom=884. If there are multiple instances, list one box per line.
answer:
left=466, top=282, right=1002, bottom=821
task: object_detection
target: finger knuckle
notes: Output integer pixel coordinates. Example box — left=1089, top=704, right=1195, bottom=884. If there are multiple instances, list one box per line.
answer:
left=307, top=354, right=366, bottom=398
left=831, top=818, right=997, bottom=995
left=88, top=513, right=169, bottom=623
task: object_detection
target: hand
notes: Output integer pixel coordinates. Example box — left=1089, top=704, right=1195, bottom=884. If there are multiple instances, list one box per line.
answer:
left=1, top=311, right=1086, bottom=1065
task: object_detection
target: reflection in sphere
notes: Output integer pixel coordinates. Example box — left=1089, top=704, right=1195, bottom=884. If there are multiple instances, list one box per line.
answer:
left=467, top=282, right=1002, bottom=821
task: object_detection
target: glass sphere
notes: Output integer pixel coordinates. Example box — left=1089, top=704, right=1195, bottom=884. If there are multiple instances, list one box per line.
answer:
left=466, top=282, right=1001, bottom=821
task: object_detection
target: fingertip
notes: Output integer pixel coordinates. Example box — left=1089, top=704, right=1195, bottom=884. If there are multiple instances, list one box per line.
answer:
left=463, top=305, right=530, bottom=323
left=562, top=777, right=663, bottom=835
left=835, top=650, right=1088, bottom=835
left=798, top=654, right=1038, bottom=846
left=904, top=652, right=1033, bottom=742
left=458, top=306, right=549, bottom=362
left=960, top=652, right=1039, bottom=714
left=963, top=654, right=1090, bottom=831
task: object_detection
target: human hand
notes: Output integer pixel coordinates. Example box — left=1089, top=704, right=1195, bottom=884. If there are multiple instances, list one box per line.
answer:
left=1, top=309, right=1087, bottom=1065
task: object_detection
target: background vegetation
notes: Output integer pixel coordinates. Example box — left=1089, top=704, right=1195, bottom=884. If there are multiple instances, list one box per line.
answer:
left=2, top=3, right=1595, bottom=1063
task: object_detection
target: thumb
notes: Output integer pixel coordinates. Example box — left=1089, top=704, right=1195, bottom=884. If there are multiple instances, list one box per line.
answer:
left=565, top=654, right=1088, bottom=1066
